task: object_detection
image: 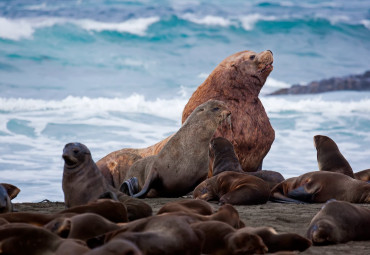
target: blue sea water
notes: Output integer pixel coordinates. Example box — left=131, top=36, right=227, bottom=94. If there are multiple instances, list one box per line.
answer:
left=0, top=0, right=369, bottom=202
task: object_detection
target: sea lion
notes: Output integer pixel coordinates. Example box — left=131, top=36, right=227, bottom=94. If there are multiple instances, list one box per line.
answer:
left=182, top=50, right=275, bottom=172
left=354, top=169, right=370, bottom=182
left=270, top=171, right=370, bottom=203
left=0, top=223, right=90, bottom=255
left=86, top=239, right=143, bottom=255
left=193, top=171, right=270, bottom=205
left=97, top=50, right=274, bottom=187
left=208, top=137, right=284, bottom=187
left=44, top=213, right=121, bottom=241
left=241, top=226, right=312, bottom=253
left=313, top=135, right=354, bottom=177
left=121, top=100, right=231, bottom=198
left=157, top=199, right=214, bottom=215
left=307, top=200, right=370, bottom=244
left=0, top=183, right=20, bottom=213
left=190, top=221, right=268, bottom=255
left=0, top=199, right=128, bottom=226
left=62, top=142, right=152, bottom=221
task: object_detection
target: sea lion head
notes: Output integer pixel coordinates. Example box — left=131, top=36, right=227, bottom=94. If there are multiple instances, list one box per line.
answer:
left=210, top=137, right=235, bottom=157
left=188, top=100, right=231, bottom=127
left=313, top=135, right=338, bottom=151
left=306, top=220, right=338, bottom=245
left=227, top=231, right=268, bottom=254
left=62, top=142, right=91, bottom=169
left=220, top=50, right=273, bottom=91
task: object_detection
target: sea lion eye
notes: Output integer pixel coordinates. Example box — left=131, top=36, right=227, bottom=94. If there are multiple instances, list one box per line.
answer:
left=73, top=149, right=79, bottom=154
left=212, top=107, right=220, bottom=112
left=249, top=55, right=256, bottom=60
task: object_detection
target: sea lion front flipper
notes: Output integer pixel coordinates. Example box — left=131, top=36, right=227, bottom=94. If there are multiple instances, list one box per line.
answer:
left=287, top=186, right=314, bottom=202
left=270, top=192, right=308, bottom=204
left=0, top=183, right=20, bottom=200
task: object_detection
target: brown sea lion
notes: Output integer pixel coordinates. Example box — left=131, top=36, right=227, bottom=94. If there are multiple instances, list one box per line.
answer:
left=0, top=223, right=90, bottom=255
left=354, top=168, right=370, bottom=182
left=208, top=137, right=284, bottom=187
left=86, top=239, right=143, bottom=255
left=97, top=50, right=274, bottom=187
left=157, top=199, right=214, bottom=216
left=307, top=200, right=370, bottom=245
left=121, top=100, right=231, bottom=198
left=182, top=50, right=275, bottom=172
left=241, top=226, right=312, bottom=253
left=62, top=142, right=152, bottom=220
left=0, top=183, right=20, bottom=213
left=313, top=135, right=354, bottom=177
left=44, top=213, right=121, bottom=241
left=0, top=199, right=128, bottom=226
left=193, top=171, right=270, bottom=205
left=270, top=171, right=370, bottom=203
left=190, top=221, right=268, bottom=255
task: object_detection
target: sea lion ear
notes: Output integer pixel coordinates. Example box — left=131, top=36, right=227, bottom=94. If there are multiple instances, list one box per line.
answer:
left=0, top=183, right=20, bottom=200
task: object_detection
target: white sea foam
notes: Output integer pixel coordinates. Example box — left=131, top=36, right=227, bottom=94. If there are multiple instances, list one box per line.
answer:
left=0, top=16, right=160, bottom=40
left=361, top=19, right=370, bottom=30
left=239, top=14, right=276, bottom=31
left=182, top=13, right=232, bottom=27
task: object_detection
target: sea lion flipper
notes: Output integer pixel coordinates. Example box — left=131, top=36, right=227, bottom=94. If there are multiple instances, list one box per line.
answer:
left=131, top=168, right=159, bottom=198
left=0, top=183, right=20, bottom=200
left=270, top=192, right=308, bottom=204
left=120, top=177, right=139, bottom=196
left=287, top=186, right=314, bottom=202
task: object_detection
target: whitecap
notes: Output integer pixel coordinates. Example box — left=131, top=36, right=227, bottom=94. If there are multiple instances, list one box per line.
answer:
left=182, top=13, right=232, bottom=27
left=239, top=14, right=276, bottom=31
left=361, top=19, right=370, bottom=30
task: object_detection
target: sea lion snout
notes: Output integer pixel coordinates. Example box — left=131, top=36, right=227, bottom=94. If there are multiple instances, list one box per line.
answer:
left=62, top=142, right=91, bottom=167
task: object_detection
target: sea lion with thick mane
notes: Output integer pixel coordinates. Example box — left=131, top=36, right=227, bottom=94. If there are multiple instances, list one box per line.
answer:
left=270, top=171, right=370, bottom=203
left=121, top=100, right=231, bottom=198
left=193, top=171, right=270, bottom=205
left=0, top=183, right=20, bottom=213
left=97, top=50, right=274, bottom=188
left=307, top=200, right=370, bottom=245
left=62, top=142, right=152, bottom=221
left=313, top=135, right=354, bottom=177
left=208, top=137, right=284, bottom=188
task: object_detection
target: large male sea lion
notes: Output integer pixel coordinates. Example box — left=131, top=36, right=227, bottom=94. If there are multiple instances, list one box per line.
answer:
left=121, top=100, right=231, bottom=198
left=208, top=137, right=284, bottom=188
left=62, top=142, right=152, bottom=220
left=97, top=50, right=274, bottom=187
left=193, top=171, right=270, bottom=205
left=313, top=135, right=354, bottom=177
left=307, top=200, right=370, bottom=245
left=270, top=171, right=370, bottom=203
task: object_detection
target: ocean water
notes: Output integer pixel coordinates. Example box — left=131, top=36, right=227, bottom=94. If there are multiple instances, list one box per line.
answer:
left=1, top=0, right=369, bottom=202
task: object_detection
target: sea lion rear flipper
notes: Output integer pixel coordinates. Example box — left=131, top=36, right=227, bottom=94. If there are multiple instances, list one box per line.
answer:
left=287, top=186, right=314, bottom=202
left=270, top=192, right=308, bottom=204
left=132, top=168, right=159, bottom=198
left=120, top=177, right=139, bottom=196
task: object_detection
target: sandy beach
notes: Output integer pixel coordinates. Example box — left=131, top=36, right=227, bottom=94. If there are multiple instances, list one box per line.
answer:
left=14, top=198, right=370, bottom=254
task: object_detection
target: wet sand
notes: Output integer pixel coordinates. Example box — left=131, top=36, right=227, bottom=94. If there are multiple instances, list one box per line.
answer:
left=14, top=198, right=370, bottom=254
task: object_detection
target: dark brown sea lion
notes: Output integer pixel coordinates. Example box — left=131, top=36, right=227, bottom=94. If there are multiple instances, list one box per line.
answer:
left=86, top=239, right=143, bottom=255
left=307, top=200, right=370, bottom=245
left=270, top=171, right=370, bottom=203
left=0, top=199, right=128, bottom=226
left=121, top=100, right=231, bottom=198
left=313, top=135, right=354, bottom=177
left=0, top=223, right=90, bottom=255
left=62, top=142, right=152, bottom=220
left=190, top=221, right=268, bottom=255
left=182, top=50, right=275, bottom=172
left=157, top=199, right=214, bottom=215
left=242, top=226, right=312, bottom=253
left=193, top=171, right=270, bottom=205
left=44, top=213, right=121, bottom=241
left=0, top=183, right=20, bottom=213
left=354, top=168, right=370, bottom=182
left=208, top=137, right=284, bottom=187
left=97, top=50, right=274, bottom=187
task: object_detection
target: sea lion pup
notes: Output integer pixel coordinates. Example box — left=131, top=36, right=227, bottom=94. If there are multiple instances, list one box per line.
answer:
left=62, top=142, right=152, bottom=220
left=157, top=199, right=214, bottom=215
left=241, top=227, right=312, bottom=253
left=182, top=50, right=275, bottom=172
left=190, top=221, right=268, bottom=255
left=121, top=100, right=231, bottom=198
left=44, top=213, right=121, bottom=241
left=354, top=168, right=370, bottom=182
left=307, top=200, right=370, bottom=245
left=0, top=183, right=20, bottom=213
left=97, top=50, right=274, bottom=187
left=208, top=137, right=285, bottom=187
left=0, top=199, right=128, bottom=226
left=0, top=223, right=90, bottom=255
left=193, top=171, right=270, bottom=205
left=270, top=171, right=370, bottom=204
left=86, top=239, right=143, bottom=255
left=313, top=135, right=354, bottom=177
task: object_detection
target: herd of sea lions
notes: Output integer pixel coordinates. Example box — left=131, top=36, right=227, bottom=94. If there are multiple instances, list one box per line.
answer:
left=1, top=50, right=369, bottom=254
